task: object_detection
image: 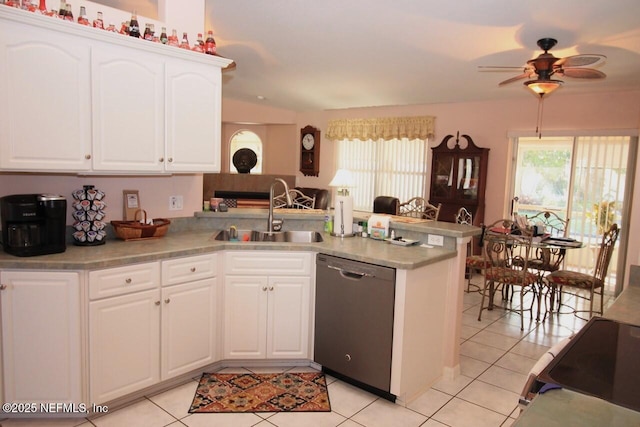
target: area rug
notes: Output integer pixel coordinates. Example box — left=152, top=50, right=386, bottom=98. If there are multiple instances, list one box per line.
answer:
left=189, top=371, right=331, bottom=413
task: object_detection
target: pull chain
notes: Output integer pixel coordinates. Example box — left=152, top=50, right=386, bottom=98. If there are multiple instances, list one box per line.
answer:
left=535, top=94, right=545, bottom=138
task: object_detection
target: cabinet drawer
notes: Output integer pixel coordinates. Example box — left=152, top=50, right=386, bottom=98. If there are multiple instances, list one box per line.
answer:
left=162, top=253, right=217, bottom=286
left=224, top=251, right=311, bottom=276
left=89, top=262, right=160, bottom=300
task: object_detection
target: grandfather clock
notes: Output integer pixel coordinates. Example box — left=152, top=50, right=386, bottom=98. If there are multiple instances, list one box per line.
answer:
left=300, top=125, right=320, bottom=176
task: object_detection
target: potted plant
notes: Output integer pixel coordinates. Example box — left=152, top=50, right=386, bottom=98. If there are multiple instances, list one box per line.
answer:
left=591, top=201, right=616, bottom=235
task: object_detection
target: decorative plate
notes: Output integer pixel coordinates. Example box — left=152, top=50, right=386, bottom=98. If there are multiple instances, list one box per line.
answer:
left=232, top=148, right=257, bottom=173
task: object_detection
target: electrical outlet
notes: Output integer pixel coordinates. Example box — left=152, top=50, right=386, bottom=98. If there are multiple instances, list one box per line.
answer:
left=169, top=195, right=183, bottom=210
left=427, top=234, right=444, bottom=246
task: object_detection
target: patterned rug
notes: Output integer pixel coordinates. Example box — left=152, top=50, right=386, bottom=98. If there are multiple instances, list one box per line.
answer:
left=189, top=371, right=331, bottom=413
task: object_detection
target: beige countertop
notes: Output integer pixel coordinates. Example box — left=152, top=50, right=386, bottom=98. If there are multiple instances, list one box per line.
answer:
left=0, top=229, right=457, bottom=271
left=0, top=210, right=478, bottom=271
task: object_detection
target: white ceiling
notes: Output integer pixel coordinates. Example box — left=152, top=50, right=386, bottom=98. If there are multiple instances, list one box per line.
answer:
left=205, top=0, right=640, bottom=112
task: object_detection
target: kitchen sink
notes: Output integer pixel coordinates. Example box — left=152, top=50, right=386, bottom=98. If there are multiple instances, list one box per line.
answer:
left=213, top=229, right=323, bottom=243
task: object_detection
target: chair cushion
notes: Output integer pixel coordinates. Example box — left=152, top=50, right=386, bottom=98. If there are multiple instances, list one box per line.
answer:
left=546, top=270, right=602, bottom=290
left=485, top=267, right=537, bottom=286
left=466, top=255, right=490, bottom=269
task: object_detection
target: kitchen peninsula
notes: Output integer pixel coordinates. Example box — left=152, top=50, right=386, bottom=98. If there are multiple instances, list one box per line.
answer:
left=0, top=209, right=478, bottom=413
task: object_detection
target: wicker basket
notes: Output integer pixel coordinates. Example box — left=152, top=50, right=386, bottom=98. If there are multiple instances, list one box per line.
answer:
left=111, top=210, right=171, bottom=241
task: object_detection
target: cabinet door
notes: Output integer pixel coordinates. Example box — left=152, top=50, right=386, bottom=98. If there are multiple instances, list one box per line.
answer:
left=161, top=278, right=217, bottom=379
left=165, top=60, right=222, bottom=172
left=0, top=23, right=92, bottom=171
left=89, top=289, right=160, bottom=404
left=91, top=44, right=165, bottom=172
left=0, top=270, right=82, bottom=405
left=223, top=276, right=268, bottom=359
left=267, top=276, right=310, bottom=359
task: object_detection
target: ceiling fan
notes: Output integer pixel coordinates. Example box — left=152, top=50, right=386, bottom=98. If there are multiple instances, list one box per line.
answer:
left=481, top=37, right=606, bottom=94
left=480, top=38, right=606, bottom=136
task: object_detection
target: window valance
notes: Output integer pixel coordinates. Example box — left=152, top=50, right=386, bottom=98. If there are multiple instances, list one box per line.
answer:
left=326, top=116, right=435, bottom=141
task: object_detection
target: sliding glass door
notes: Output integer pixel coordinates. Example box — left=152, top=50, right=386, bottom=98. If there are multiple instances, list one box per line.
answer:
left=511, top=135, right=634, bottom=295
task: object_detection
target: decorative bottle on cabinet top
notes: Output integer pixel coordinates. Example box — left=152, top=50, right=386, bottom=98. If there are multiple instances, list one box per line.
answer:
left=205, top=30, right=216, bottom=55
left=128, top=10, right=140, bottom=38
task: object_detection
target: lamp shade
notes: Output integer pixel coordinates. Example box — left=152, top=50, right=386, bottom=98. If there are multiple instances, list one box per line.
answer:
left=329, top=169, right=355, bottom=195
left=524, top=79, right=563, bottom=97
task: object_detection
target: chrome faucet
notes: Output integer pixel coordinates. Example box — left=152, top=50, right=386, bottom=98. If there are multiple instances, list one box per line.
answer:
left=268, top=178, right=293, bottom=233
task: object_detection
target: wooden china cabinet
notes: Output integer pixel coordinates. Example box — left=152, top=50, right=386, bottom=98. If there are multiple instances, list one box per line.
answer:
left=429, top=132, right=489, bottom=230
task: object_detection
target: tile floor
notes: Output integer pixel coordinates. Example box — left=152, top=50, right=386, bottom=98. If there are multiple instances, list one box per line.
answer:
left=1, top=283, right=610, bottom=427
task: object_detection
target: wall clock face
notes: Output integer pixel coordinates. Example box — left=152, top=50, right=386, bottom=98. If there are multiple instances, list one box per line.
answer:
left=302, top=133, right=315, bottom=150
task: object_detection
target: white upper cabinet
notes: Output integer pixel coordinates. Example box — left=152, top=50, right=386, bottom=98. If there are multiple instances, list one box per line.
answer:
left=91, top=45, right=165, bottom=172
left=0, top=8, right=232, bottom=174
left=165, top=60, right=222, bottom=172
left=0, top=20, right=92, bottom=171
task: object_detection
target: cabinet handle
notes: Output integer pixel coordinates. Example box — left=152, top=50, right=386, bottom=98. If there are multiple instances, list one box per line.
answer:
left=168, top=157, right=173, bottom=163
left=268, top=286, right=274, bottom=291
left=164, top=298, right=170, bottom=304
left=262, top=286, right=268, bottom=291
left=159, top=157, right=164, bottom=162
left=345, top=354, right=352, bottom=362
left=190, top=267, right=196, bottom=272
left=85, top=154, right=91, bottom=160
left=155, top=301, right=161, bottom=305
left=125, top=278, right=132, bottom=284
left=0, top=284, right=6, bottom=290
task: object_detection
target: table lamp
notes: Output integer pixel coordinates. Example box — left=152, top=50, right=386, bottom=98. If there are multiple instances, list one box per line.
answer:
left=329, top=169, right=355, bottom=237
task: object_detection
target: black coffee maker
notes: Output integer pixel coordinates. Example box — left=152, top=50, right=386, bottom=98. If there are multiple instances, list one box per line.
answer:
left=0, top=194, right=67, bottom=257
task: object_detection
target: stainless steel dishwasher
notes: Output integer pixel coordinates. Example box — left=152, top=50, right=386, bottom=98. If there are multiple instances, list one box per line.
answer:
left=314, top=253, right=396, bottom=400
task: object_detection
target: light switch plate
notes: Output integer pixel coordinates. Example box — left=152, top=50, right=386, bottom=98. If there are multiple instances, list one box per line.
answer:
left=427, top=234, right=444, bottom=246
left=169, top=195, right=183, bottom=210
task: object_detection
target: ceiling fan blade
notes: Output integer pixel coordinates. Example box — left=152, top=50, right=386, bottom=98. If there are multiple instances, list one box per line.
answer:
left=556, top=67, right=606, bottom=79
left=478, top=66, right=528, bottom=70
left=555, top=54, right=606, bottom=68
left=498, top=73, right=533, bottom=86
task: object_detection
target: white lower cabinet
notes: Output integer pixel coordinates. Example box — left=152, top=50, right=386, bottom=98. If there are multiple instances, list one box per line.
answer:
left=223, top=251, right=312, bottom=360
left=89, top=288, right=160, bottom=404
left=89, top=254, right=217, bottom=404
left=161, top=277, right=217, bottom=379
left=0, top=270, right=82, bottom=406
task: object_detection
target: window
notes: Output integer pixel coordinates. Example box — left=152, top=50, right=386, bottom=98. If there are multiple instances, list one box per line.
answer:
left=229, top=130, right=262, bottom=174
left=335, top=137, right=429, bottom=211
left=510, top=134, right=637, bottom=295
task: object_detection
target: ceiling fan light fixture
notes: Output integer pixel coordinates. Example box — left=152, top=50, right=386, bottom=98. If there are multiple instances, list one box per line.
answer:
left=524, top=79, right=563, bottom=97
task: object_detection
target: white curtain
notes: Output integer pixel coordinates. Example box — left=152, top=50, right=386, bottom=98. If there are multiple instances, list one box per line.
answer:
left=336, top=138, right=429, bottom=211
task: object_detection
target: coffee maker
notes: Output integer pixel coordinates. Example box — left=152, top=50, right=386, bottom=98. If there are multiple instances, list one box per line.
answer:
left=0, top=194, right=67, bottom=257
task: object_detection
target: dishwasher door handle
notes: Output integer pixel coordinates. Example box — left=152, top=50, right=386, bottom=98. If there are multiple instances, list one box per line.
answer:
left=327, top=264, right=374, bottom=279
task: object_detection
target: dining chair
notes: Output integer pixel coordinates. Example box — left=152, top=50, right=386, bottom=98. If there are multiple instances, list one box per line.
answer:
left=273, top=189, right=316, bottom=209
left=455, top=207, right=483, bottom=292
left=544, top=223, right=620, bottom=319
left=526, top=211, right=570, bottom=313
left=477, top=219, right=538, bottom=330
left=399, top=197, right=441, bottom=220
left=454, top=206, right=473, bottom=225
left=526, top=210, right=570, bottom=237
left=373, top=196, right=400, bottom=215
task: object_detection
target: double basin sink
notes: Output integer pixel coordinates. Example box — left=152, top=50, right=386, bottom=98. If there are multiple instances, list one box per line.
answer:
left=213, top=229, right=324, bottom=243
